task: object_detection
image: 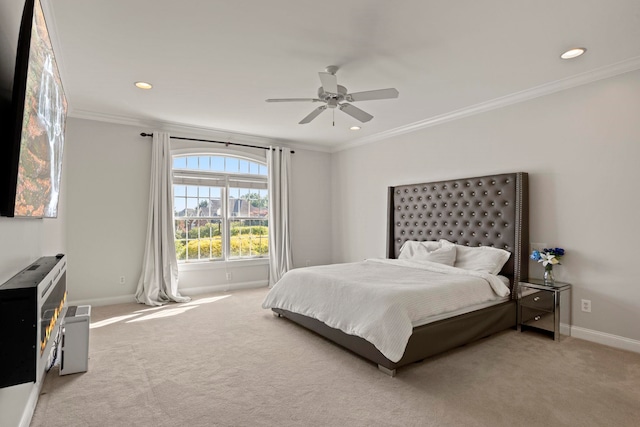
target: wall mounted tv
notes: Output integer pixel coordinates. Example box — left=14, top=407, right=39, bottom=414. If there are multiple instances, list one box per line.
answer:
left=0, top=0, right=67, bottom=218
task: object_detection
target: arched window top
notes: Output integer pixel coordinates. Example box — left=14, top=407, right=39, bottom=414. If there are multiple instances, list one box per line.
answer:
left=173, top=154, right=267, bottom=176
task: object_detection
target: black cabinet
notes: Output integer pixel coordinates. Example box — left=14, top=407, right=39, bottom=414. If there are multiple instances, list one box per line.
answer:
left=0, top=256, right=66, bottom=388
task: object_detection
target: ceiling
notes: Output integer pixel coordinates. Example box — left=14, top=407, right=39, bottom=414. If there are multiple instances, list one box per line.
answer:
left=45, top=0, right=640, bottom=151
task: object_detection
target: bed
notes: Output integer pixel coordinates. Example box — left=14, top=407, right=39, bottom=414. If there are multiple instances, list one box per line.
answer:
left=263, top=172, right=529, bottom=376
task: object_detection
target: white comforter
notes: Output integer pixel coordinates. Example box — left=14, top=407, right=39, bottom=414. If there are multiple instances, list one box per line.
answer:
left=262, top=258, right=510, bottom=362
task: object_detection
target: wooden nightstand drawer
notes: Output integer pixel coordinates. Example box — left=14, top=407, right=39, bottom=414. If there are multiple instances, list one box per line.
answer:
left=520, top=290, right=553, bottom=312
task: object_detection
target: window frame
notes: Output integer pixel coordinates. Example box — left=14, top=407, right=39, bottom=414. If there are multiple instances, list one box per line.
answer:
left=171, top=148, right=269, bottom=266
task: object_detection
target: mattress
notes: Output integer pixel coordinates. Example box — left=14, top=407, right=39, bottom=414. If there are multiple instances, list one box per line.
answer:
left=412, top=290, right=510, bottom=327
left=263, top=258, right=511, bottom=362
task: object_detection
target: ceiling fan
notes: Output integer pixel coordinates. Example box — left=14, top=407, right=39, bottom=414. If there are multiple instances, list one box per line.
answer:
left=266, top=65, right=399, bottom=125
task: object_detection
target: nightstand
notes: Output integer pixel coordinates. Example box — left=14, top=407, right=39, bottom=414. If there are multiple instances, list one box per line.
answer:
left=518, top=279, right=571, bottom=341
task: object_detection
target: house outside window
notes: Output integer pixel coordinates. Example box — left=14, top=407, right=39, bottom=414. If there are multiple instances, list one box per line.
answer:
left=172, top=153, right=268, bottom=263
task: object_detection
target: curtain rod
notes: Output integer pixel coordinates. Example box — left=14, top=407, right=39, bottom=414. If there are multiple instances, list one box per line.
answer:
left=139, top=133, right=294, bottom=154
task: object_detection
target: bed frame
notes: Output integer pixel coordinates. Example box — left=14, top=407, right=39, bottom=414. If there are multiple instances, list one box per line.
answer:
left=273, top=172, right=529, bottom=376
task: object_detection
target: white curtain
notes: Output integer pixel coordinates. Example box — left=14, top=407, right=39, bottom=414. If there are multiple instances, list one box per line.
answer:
left=135, top=132, right=190, bottom=306
left=267, top=147, right=293, bottom=286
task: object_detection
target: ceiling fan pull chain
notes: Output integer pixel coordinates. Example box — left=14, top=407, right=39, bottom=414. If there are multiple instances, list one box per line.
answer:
left=333, top=108, right=335, bottom=127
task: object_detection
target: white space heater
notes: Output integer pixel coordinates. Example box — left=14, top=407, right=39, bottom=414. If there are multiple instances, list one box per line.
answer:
left=59, top=305, right=91, bottom=375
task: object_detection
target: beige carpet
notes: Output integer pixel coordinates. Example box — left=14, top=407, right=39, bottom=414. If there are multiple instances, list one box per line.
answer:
left=31, top=288, right=640, bottom=427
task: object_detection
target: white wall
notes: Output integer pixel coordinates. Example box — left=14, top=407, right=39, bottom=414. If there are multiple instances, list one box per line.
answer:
left=63, top=118, right=333, bottom=305
left=64, top=118, right=151, bottom=304
left=0, top=147, right=66, bottom=427
left=331, top=69, right=640, bottom=343
left=289, top=148, right=332, bottom=268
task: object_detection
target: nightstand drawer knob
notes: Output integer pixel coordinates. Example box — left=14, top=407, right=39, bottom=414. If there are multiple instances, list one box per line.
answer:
left=533, top=296, right=540, bottom=302
left=534, top=315, right=541, bottom=321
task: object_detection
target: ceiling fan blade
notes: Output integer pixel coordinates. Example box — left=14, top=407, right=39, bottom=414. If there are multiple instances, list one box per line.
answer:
left=339, top=103, right=373, bottom=123
left=299, top=105, right=327, bottom=124
left=347, top=88, right=399, bottom=102
left=318, top=72, right=338, bottom=94
left=266, top=98, right=321, bottom=103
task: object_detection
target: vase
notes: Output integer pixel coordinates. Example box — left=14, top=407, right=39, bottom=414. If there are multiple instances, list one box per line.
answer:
left=543, top=265, right=555, bottom=286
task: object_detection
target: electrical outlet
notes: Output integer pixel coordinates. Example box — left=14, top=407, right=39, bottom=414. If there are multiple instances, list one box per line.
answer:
left=119, top=276, right=126, bottom=285
left=305, top=259, right=311, bottom=267
left=581, top=299, right=591, bottom=313
left=226, top=272, right=231, bottom=281
left=530, top=242, right=548, bottom=253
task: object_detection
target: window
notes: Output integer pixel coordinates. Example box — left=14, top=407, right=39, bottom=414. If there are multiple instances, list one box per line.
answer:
left=172, top=154, right=268, bottom=263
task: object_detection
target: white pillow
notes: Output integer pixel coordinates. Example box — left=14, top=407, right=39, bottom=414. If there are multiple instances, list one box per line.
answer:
left=439, top=239, right=510, bottom=274
left=398, top=241, right=456, bottom=266
left=398, top=240, right=441, bottom=259
left=418, top=245, right=457, bottom=266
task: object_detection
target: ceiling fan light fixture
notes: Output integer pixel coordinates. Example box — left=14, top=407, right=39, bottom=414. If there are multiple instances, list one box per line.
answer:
left=560, top=48, right=586, bottom=60
left=135, top=81, right=153, bottom=90
left=350, top=126, right=361, bottom=131
left=267, top=66, right=398, bottom=124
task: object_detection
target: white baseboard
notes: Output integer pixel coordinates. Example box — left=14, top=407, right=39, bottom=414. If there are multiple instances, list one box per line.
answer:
left=571, top=326, right=640, bottom=354
left=19, top=379, right=42, bottom=427
left=68, top=281, right=268, bottom=307
left=68, top=294, right=136, bottom=307
left=8, top=358, right=49, bottom=427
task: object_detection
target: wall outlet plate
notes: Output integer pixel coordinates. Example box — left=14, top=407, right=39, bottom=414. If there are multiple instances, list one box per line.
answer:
left=581, top=299, right=592, bottom=313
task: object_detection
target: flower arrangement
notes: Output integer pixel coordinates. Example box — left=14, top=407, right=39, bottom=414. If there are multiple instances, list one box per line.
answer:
left=530, top=247, right=565, bottom=270
left=531, top=247, right=565, bottom=285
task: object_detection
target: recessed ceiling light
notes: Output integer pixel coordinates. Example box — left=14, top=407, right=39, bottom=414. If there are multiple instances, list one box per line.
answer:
left=135, top=81, right=153, bottom=90
left=350, top=126, right=361, bottom=131
left=560, top=48, right=586, bottom=60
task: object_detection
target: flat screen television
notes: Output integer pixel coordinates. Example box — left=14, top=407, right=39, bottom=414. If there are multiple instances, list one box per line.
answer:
left=0, top=0, right=67, bottom=218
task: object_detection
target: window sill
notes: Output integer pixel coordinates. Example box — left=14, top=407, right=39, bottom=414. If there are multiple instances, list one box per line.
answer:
left=178, top=258, right=269, bottom=272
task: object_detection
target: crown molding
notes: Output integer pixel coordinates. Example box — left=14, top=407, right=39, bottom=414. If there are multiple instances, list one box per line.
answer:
left=69, top=109, right=147, bottom=127
left=335, top=56, right=640, bottom=153
left=68, top=109, right=333, bottom=154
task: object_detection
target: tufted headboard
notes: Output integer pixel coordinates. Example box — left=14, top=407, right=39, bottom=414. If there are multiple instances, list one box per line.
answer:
left=387, top=172, right=528, bottom=295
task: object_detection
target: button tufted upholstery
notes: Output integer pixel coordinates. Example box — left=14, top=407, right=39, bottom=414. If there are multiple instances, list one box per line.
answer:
left=387, top=172, right=528, bottom=296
